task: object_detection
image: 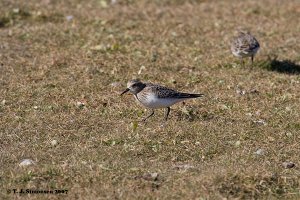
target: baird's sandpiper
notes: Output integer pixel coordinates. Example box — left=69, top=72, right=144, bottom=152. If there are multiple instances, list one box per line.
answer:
left=231, top=30, right=260, bottom=68
left=121, top=80, right=204, bottom=122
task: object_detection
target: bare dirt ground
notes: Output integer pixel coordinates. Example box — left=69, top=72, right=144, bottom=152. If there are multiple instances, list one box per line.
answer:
left=1, top=0, right=300, bottom=199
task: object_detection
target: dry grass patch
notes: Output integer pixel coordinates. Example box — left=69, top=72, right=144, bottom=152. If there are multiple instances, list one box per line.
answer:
left=1, top=0, right=300, bottom=199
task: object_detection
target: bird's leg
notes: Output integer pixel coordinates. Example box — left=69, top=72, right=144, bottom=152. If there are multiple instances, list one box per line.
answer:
left=240, top=57, right=244, bottom=67
left=141, top=109, right=154, bottom=122
left=164, top=107, right=171, bottom=121
left=250, top=55, right=254, bottom=70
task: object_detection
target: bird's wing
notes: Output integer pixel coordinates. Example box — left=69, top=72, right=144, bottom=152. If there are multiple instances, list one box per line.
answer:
left=148, top=84, right=178, bottom=98
left=170, top=92, right=204, bottom=99
left=239, top=35, right=260, bottom=53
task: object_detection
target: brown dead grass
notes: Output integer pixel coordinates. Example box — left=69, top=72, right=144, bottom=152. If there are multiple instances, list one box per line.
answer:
left=1, top=0, right=300, bottom=199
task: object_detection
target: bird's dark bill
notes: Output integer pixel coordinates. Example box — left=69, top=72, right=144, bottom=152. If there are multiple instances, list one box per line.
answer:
left=120, top=88, right=130, bottom=95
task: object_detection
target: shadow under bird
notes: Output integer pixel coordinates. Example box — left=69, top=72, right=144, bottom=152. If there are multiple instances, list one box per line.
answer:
left=231, top=30, right=260, bottom=68
left=120, top=80, right=204, bottom=122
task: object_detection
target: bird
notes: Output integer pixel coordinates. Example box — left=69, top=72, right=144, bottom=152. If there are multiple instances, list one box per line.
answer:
left=231, top=30, right=260, bottom=68
left=120, top=79, right=204, bottom=122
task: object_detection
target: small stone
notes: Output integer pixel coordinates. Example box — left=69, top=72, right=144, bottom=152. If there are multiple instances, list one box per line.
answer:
left=171, top=32, right=177, bottom=37
left=253, top=119, right=267, bottom=126
left=245, top=113, right=252, bottom=117
left=111, top=0, right=117, bottom=4
left=236, top=89, right=246, bottom=95
left=13, top=8, right=19, bottom=13
left=81, top=161, right=87, bottom=165
left=254, top=149, right=265, bottom=155
left=99, top=0, right=108, bottom=7
left=90, top=44, right=105, bottom=51
left=66, top=15, right=73, bottom=21
left=285, top=107, right=291, bottom=111
left=218, top=80, right=224, bottom=84
left=76, top=101, right=85, bottom=109
left=150, top=172, right=159, bottom=179
left=194, top=40, right=200, bottom=45
left=129, top=167, right=139, bottom=171
left=220, top=104, right=230, bottom=110
left=282, top=161, right=295, bottom=169
left=235, top=140, right=241, bottom=147
left=286, top=132, right=293, bottom=137
left=110, top=82, right=121, bottom=87
left=19, top=159, right=35, bottom=166
left=1, top=100, right=6, bottom=105
left=135, top=172, right=159, bottom=181
left=51, top=140, right=58, bottom=146
left=268, top=136, right=275, bottom=142
left=180, top=140, right=189, bottom=144
left=33, top=106, right=38, bottom=109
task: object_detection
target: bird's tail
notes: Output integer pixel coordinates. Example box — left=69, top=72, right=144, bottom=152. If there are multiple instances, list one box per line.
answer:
left=177, top=93, right=204, bottom=99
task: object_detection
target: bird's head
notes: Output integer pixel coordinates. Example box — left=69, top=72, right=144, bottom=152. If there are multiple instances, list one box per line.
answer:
left=120, top=79, right=146, bottom=95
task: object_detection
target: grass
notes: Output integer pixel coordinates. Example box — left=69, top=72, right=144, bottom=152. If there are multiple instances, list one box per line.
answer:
left=0, top=0, right=300, bottom=199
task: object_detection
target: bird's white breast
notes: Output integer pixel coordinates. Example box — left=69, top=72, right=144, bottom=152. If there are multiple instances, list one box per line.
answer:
left=233, top=46, right=260, bottom=58
left=135, top=93, right=183, bottom=109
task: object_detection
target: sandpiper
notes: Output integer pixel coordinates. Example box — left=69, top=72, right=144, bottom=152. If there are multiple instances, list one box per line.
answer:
left=121, top=80, right=204, bottom=122
left=231, top=31, right=260, bottom=67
